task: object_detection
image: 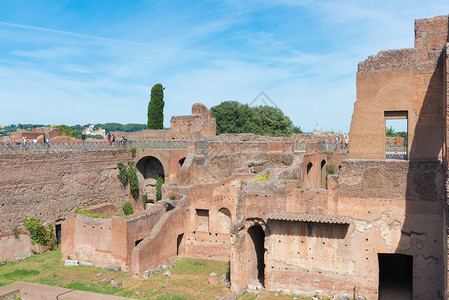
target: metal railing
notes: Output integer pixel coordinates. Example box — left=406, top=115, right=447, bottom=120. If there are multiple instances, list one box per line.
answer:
left=0, top=140, right=188, bottom=154
left=385, top=141, right=407, bottom=160
left=318, top=142, right=348, bottom=152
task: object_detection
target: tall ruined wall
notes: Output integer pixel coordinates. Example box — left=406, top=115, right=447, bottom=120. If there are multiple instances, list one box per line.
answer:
left=0, top=150, right=131, bottom=231
left=168, top=103, right=216, bottom=140
left=231, top=159, right=444, bottom=299
left=349, top=15, right=448, bottom=160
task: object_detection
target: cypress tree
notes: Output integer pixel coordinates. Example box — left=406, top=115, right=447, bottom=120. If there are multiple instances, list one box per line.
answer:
left=147, top=83, right=165, bottom=129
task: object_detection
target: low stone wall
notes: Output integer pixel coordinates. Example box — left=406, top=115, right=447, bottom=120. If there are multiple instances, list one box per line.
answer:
left=0, top=281, right=138, bottom=300
left=61, top=203, right=167, bottom=271
left=0, top=230, right=33, bottom=263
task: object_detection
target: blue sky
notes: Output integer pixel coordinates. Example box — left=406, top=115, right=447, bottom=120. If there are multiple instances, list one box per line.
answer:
left=0, top=1, right=448, bottom=132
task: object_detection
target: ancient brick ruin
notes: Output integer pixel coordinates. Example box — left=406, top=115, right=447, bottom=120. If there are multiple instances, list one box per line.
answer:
left=1, top=14, right=449, bottom=300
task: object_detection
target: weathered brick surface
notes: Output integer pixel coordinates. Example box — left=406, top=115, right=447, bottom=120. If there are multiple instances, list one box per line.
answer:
left=0, top=150, right=131, bottom=231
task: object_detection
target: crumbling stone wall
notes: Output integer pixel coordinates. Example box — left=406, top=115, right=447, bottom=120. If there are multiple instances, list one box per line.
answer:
left=350, top=15, right=448, bottom=160
left=0, top=150, right=131, bottom=231
left=231, top=159, right=444, bottom=299
left=112, top=103, right=216, bottom=141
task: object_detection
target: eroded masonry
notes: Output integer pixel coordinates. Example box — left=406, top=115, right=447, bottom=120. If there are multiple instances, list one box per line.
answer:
left=1, top=14, right=449, bottom=300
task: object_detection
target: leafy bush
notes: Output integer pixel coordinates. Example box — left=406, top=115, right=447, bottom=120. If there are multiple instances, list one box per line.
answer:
left=131, top=147, right=136, bottom=158
left=128, top=167, right=139, bottom=199
left=56, top=125, right=81, bottom=139
left=156, top=175, right=164, bottom=200
left=117, top=162, right=128, bottom=185
left=23, top=216, right=56, bottom=249
left=122, top=202, right=134, bottom=216
left=169, top=195, right=177, bottom=200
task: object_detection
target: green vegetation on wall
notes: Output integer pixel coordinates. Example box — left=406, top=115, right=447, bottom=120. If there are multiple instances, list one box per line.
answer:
left=117, top=162, right=128, bottom=185
left=210, top=100, right=303, bottom=137
left=128, top=167, right=139, bottom=199
left=23, top=216, right=56, bottom=249
left=148, top=83, right=165, bottom=130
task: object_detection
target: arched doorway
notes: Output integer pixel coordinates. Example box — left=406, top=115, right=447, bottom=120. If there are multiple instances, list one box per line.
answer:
left=248, top=224, right=265, bottom=287
left=136, top=156, right=164, bottom=202
left=217, top=208, right=231, bottom=233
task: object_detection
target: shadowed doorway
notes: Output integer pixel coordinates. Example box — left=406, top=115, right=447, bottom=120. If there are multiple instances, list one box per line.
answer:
left=378, top=253, right=412, bottom=299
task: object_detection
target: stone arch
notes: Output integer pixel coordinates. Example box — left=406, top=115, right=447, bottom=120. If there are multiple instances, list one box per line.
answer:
left=136, top=156, right=165, bottom=202
left=217, top=208, right=232, bottom=233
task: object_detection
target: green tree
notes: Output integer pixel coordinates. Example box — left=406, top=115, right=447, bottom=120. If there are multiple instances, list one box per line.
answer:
left=210, top=101, right=303, bottom=136
left=386, top=126, right=395, bottom=137
left=147, top=83, right=165, bottom=129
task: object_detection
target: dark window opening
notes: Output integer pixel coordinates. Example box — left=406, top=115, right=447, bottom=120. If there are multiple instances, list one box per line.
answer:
left=177, top=233, right=184, bottom=256
left=178, top=158, right=186, bottom=167
left=378, top=253, right=412, bottom=299
left=320, top=160, right=326, bottom=170
left=135, top=239, right=143, bottom=247
left=306, top=162, right=313, bottom=174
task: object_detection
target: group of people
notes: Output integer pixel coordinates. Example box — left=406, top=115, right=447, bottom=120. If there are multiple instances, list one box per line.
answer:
left=4, top=136, right=51, bottom=149
left=335, top=134, right=349, bottom=150
left=107, top=133, right=128, bottom=146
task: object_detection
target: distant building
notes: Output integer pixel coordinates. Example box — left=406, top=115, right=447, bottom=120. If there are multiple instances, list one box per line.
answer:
left=82, top=125, right=106, bottom=138
left=312, top=122, right=322, bottom=134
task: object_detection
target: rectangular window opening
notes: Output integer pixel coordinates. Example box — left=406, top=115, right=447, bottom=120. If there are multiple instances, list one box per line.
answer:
left=385, top=111, right=408, bottom=160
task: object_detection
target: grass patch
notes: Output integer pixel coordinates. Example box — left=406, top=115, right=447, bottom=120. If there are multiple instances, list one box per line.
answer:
left=0, top=248, right=231, bottom=299
left=64, top=281, right=122, bottom=295
left=74, top=208, right=111, bottom=219
left=155, top=296, right=187, bottom=300
left=0, top=269, right=39, bottom=280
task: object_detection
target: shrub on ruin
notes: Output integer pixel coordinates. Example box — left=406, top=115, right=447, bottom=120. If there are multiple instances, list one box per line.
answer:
left=156, top=174, right=164, bottom=200
left=169, top=195, right=177, bottom=200
left=122, top=202, right=134, bottom=216
left=147, top=83, right=165, bottom=129
left=141, top=193, right=148, bottom=209
left=131, top=147, right=137, bottom=158
left=117, top=162, right=128, bottom=185
left=23, top=216, right=56, bottom=249
left=128, top=167, right=139, bottom=199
